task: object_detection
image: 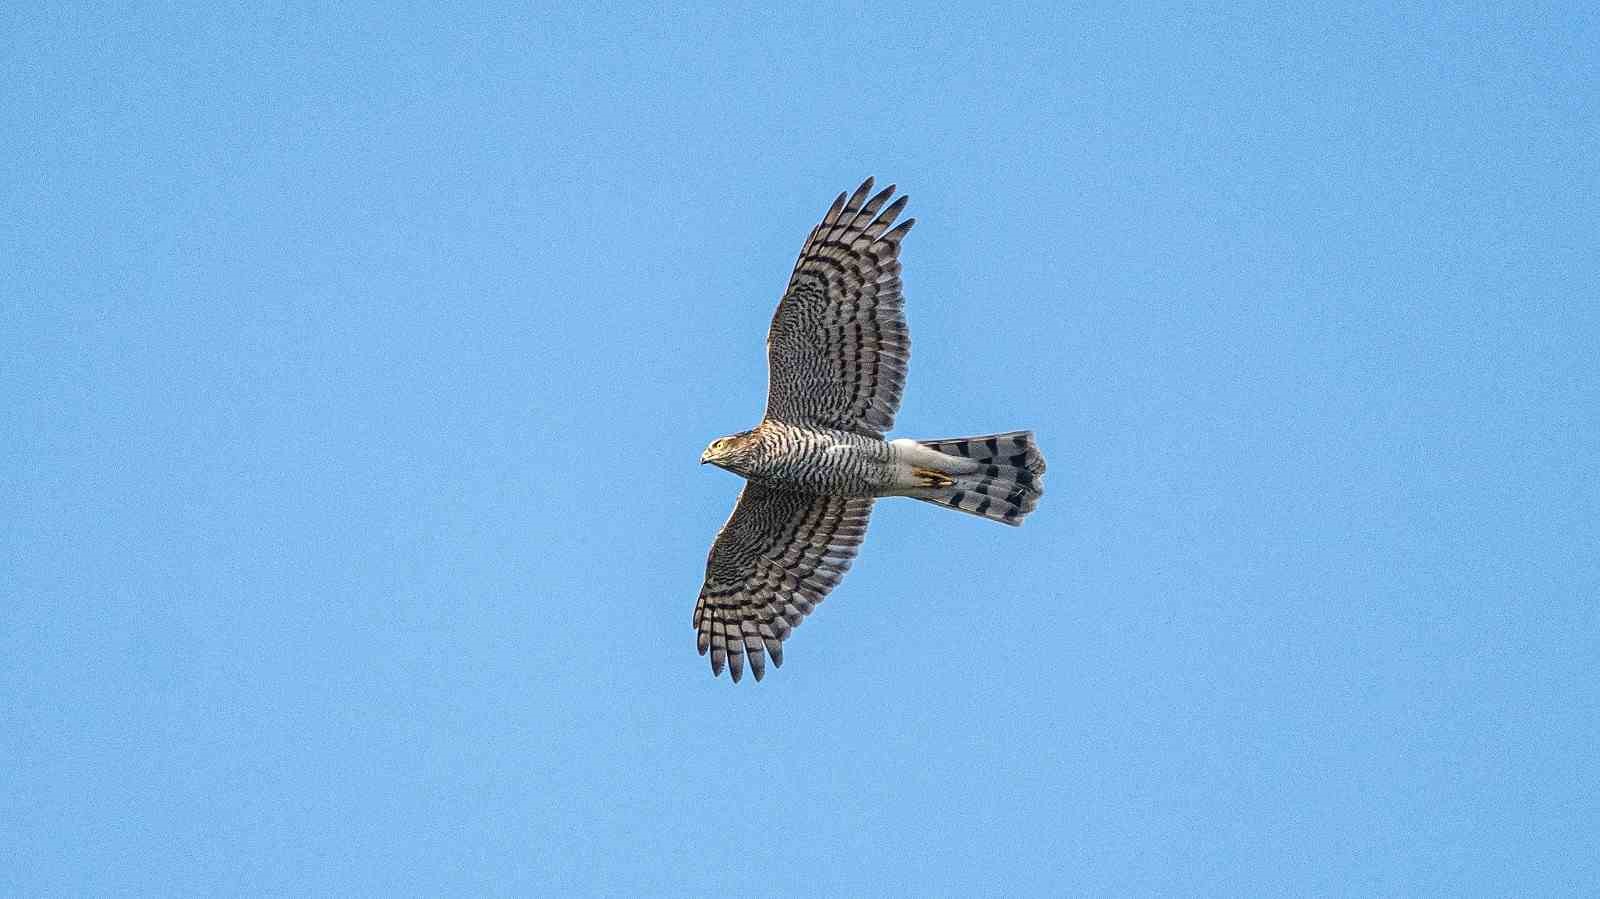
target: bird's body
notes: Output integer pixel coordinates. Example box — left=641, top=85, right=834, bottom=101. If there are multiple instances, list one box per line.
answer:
left=706, top=422, right=909, bottom=497
left=695, top=178, right=1046, bottom=683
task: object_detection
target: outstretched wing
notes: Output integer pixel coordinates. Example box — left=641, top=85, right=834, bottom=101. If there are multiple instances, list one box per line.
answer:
left=763, top=178, right=915, bottom=436
left=694, top=484, right=874, bottom=683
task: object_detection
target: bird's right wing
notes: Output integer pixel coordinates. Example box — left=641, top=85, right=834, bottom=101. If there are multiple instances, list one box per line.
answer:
left=694, top=484, right=874, bottom=683
left=763, top=178, right=914, bottom=437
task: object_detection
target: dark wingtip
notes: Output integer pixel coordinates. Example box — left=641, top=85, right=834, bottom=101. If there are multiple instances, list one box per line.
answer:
left=846, top=178, right=874, bottom=211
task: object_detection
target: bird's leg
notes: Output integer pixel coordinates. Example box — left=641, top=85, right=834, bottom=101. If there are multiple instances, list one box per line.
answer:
left=911, top=466, right=955, bottom=488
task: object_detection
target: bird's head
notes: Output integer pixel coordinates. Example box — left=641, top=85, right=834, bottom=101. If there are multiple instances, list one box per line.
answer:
left=700, top=430, right=757, bottom=473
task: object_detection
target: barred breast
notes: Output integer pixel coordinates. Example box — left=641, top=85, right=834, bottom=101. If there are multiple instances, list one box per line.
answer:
left=750, top=422, right=896, bottom=497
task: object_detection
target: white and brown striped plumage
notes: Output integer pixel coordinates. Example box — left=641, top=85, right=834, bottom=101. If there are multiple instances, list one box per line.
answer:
left=696, top=179, right=1046, bottom=683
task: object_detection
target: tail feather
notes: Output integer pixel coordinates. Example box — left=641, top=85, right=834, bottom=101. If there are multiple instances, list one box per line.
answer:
left=908, top=430, right=1045, bottom=526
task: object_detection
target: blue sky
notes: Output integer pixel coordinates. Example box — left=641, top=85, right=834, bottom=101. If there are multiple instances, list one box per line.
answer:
left=4, top=3, right=1597, bottom=895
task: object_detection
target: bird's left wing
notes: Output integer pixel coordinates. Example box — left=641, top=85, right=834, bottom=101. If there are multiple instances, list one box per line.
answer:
left=763, top=178, right=914, bottom=436
left=694, top=484, right=874, bottom=682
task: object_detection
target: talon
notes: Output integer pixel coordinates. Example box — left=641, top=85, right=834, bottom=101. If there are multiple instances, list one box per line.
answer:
left=912, top=466, right=955, bottom=488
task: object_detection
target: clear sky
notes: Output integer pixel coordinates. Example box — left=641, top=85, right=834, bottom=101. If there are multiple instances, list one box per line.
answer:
left=4, top=3, right=1597, bottom=895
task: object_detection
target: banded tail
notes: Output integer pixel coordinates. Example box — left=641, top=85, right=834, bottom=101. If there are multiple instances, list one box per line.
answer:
left=902, top=430, right=1046, bottom=526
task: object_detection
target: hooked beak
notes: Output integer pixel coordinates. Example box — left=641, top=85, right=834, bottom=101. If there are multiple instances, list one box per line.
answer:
left=699, top=449, right=711, bottom=465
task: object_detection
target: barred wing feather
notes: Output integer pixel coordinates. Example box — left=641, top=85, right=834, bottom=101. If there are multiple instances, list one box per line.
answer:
left=693, top=484, right=873, bottom=682
left=763, top=178, right=914, bottom=437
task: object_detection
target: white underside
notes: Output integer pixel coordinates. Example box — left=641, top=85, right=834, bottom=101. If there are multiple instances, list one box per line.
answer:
left=885, top=438, right=983, bottom=493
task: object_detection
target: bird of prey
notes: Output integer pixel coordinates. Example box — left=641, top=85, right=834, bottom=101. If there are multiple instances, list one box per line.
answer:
left=695, top=178, right=1046, bottom=683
